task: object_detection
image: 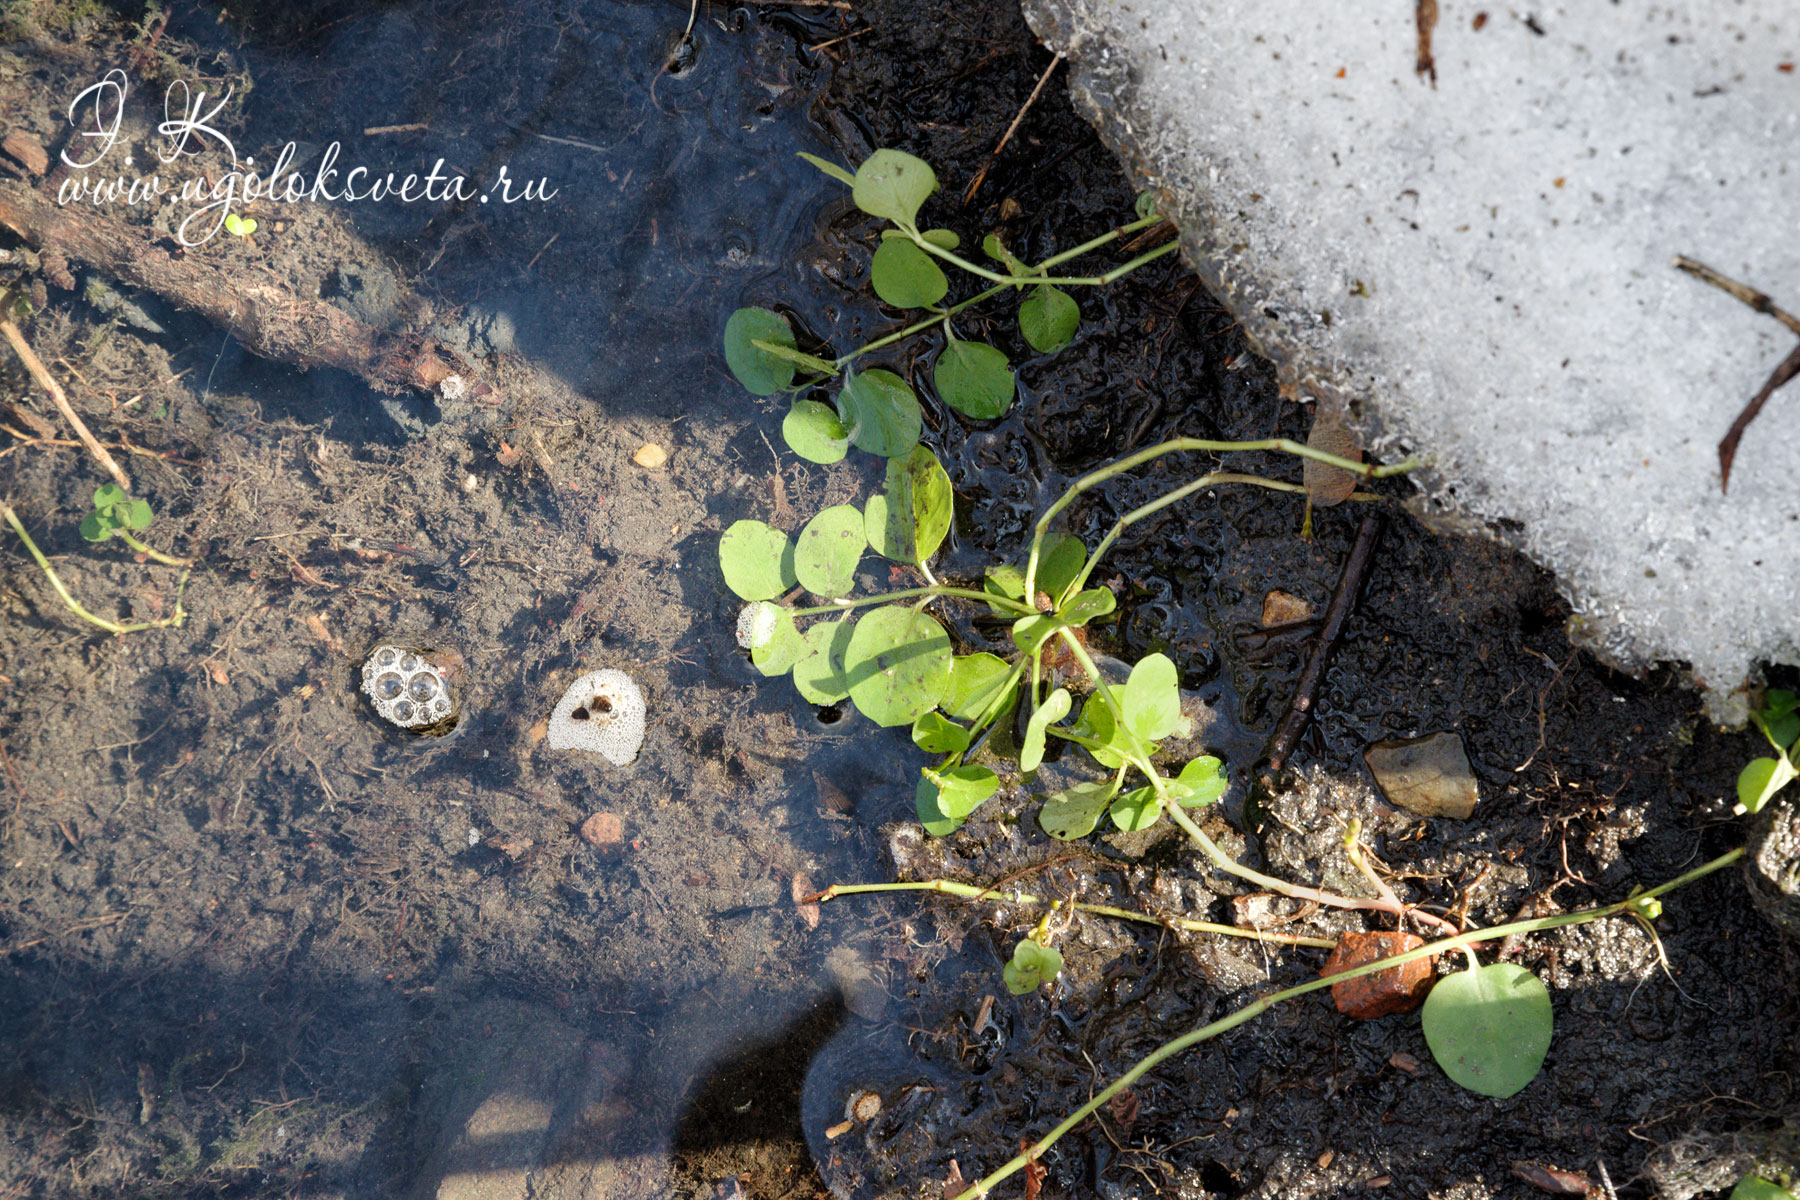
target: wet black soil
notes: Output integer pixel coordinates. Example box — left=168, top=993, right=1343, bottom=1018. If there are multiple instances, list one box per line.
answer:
left=0, top=2, right=1795, bottom=1199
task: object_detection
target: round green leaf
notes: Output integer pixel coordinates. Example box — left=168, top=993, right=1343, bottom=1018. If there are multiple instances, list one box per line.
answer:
left=943, top=653, right=1013, bottom=722
left=870, top=237, right=948, bottom=309
left=1057, top=586, right=1116, bottom=626
left=852, top=148, right=938, bottom=227
left=1108, top=786, right=1160, bottom=832
left=1122, top=653, right=1185, bottom=742
left=929, top=764, right=999, bottom=818
left=1037, top=533, right=1087, bottom=602
left=1171, top=756, right=1226, bottom=808
left=934, top=339, right=1015, bottom=419
left=917, top=773, right=964, bottom=837
left=920, top=228, right=960, bottom=250
left=122, top=499, right=154, bottom=530
left=1039, top=780, right=1114, bottom=841
left=718, top=519, right=798, bottom=601
left=912, top=711, right=970, bottom=755
left=866, top=445, right=952, bottom=564
left=1003, top=938, right=1063, bottom=995
left=1421, top=962, right=1553, bottom=1098
left=78, top=511, right=111, bottom=542
left=1737, top=756, right=1796, bottom=815
left=782, top=400, right=849, bottom=464
left=1019, top=284, right=1079, bottom=353
left=1730, top=1178, right=1798, bottom=1200
left=844, top=606, right=951, bottom=727
left=794, top=505, right=866, bottom=598
left=837, top=368, right=922, bottom=458
left=92, top=484, right=126, bottom=510
left=750, top=607, right=807, bottom=676
left=723, top=307, right=798, bottom=396
left=792, top=618, right=853, bottom=705
left=1020, top=687, right=1072, bottom=773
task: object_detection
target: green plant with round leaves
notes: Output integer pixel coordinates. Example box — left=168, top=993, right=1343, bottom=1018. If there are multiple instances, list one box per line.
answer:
left=79, top=485, right=189, bottom=567
left=1420, top=954, right=1553, bottom=1098
left=721, top=147, right=1180, bottom=468
left=1736, top=688, right=1799, bottom=816
left=1002, top=935, right=1063, bottom=995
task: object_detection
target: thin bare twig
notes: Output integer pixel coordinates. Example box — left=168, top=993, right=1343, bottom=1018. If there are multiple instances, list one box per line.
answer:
left=1673, top=254, right=1800, bottom=491
left=963, top=51, right=1064, bottom=206
left=0, top=318, right=131, bottom=491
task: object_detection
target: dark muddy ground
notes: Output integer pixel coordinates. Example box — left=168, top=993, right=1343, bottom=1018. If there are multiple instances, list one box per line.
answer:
left=0, top=2, right=1794, bottom=1199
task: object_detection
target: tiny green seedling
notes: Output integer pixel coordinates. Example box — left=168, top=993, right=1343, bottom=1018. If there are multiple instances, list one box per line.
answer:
left=722, top=147, right=1177, bottom=470
left=79, top=485, right=189, bottom=567
left=1737, top=688, right=1799, bottom=815
left=2, top=500, right=189, bottom=635
left=223, top=212, right=257, bottom=240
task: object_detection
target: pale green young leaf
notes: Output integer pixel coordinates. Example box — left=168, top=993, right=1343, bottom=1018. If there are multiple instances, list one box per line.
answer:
left=1108, top=785, right=1160, bottom=832
left=723, top=307, right=798, bottom=396
left=749, top=607, right=807, bottom=676
left=1020, top=687, right=1072, bottom=773
left=852, top=149, right=938, bottom=227
left=792, top=617, right=853, bottom=704
left=1057, top=586, right=1116, bottom=626
left=943, top=653, right=1014, bottom=722
left=794, top=505, right=866, bottom=598
left=1019, top=284, right=1079, bottom=353
left=934, top=339, right=1015, bottom=419
left=782, top=400, right=850, bottom=464
left=912, top=711, right=971, bottom=755
left=843, top=606, right=951, bottom=727
left=1037, top=532, right=1087, bottom=602
left=1003, top=938, right=1062, bottom=994
left=929, top=764, right=999, bottom=818
left=718, top=519, right=797, bottom=601
left=871, top=237, right=949, bottom=309
left=920, top=228, right=960, bottom=250
left=837, top=368, right=922, bottom=458
left=1038, top=779, right=1115, bottom=841
left=917, top=774, right=964, bottom=837
left=1121, top=653, right=1186, bottom=741
left=797, top=151, right=855, bottom=186
left=1421, top=962, right=1553, bottom=1098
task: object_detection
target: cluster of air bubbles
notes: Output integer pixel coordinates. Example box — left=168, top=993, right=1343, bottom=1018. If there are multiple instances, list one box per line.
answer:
left=736, top=602, right=778, bottom=650
left=361, top=645, right=454, bottom=730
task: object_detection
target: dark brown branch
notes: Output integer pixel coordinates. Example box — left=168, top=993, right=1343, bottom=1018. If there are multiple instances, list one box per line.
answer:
left=1672, top=254, right=1800, bottom=491
left=1264, top=511, right=1383, bottom=772
left=1719, top=341, right=1800, bottom=493
left=0, top=180, right=478, bottom=396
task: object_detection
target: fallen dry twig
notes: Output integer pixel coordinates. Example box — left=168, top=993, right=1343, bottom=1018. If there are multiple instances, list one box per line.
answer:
left=1673, top=254, right=1800, bottom=491
left=0, top=314, right=132, bottom=491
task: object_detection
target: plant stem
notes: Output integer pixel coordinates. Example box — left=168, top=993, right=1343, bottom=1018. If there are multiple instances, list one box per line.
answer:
left=114, top=529, right=193, bottom=568
left=835, top=284, right=1010, bottom=370
left=812, top=879, right=1336, bottom=949
left=910, top=226, right=1179, bottom=288
left=2, top=502, right=187, bottom=635
left=950, top=847, right=1746, bottom=1200
left=1050, top=625, right=1458, bottom=935
left=787, top=584, right=1036, bottom=619
left=1023, top=437, right=1415, bottom=600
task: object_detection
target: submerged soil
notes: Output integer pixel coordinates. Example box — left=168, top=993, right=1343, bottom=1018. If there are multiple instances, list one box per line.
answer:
left=0, top=3, right=1794, bottom=1200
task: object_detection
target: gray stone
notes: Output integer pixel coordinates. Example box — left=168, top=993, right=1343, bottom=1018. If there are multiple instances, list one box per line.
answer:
left=1364, top=732, right=1479, bottom=820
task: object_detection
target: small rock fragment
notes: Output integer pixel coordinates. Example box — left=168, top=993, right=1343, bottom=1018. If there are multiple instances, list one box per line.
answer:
left=1261, top=589, right=1313, bottom=626
left=845, top=1089, right=881, bottom=1122
left=633, top=443, right=668, bottom=469
left=1319, top=930, right=1435, bottom=1018
left=1365, top=731, right=1479, bottom=819
left=1745, top=798, right=1800, bottom=941
left=580, top=812, right=624, bottom=846
left=792, top=873, right=821, bottom=928
left=1387, top=1051, right=1422, bottom=1075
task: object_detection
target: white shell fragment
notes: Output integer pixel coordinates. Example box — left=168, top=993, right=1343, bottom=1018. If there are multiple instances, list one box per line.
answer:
left=361, top=644, right=455, bottom=729
left=547, top=669, right=646, bottom=766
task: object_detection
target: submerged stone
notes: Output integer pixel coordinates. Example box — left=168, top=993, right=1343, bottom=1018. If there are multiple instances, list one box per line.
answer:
left=1365, top=731, right=1479, bottom=819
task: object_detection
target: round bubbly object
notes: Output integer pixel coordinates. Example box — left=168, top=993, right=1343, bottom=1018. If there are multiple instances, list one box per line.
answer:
left=546, top=668, right=646, bottom=766
left=361, top=643, right=455, bottom=730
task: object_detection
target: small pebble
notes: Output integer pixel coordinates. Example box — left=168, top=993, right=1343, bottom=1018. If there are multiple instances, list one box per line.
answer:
left=633, top=443, right=668, bottom=469
left=1261, top=589, right=1313, bottom=626
left=580, top=811, right=625, bottom=846
left=1319, top=930, right=1435, bottom=1018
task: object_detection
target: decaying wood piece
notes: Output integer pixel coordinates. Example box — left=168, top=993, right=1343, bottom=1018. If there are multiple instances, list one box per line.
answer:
left=0, top=315, right=132, bottom=490
left=0, top=180, right=479, bottom=396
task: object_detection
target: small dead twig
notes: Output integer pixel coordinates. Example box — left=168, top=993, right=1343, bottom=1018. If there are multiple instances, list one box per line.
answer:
left=1264, top=512, right=1383, bottom=771
left=963, top=51, right=1064, bottom=206
left=1673, top=254, right=1800, bottom=491
left=1415, top=0, right=1439, bottom=86
left=0, top=316, right=132, bottom=491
